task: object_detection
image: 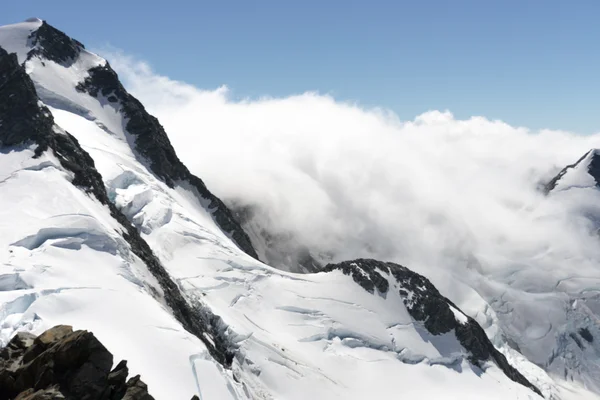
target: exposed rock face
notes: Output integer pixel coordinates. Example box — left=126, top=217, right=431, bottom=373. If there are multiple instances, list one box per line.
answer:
left=27, top=21, right=84, bottom=66
left=0, top=44, right=236, bottom=368
left=0, top=46, right=53, bottom=149
left=74, top=63, right=257, bottom=261
left=323, top=259, right=542, bottom=396
left=0, top=46, right=103, bottom=199
left=0, top=325, right=154, bottom=400
left=544, top=149, right=600, bottom=193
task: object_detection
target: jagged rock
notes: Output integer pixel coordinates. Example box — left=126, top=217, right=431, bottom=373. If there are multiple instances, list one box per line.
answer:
left=105, top=360, right=129, bottom=400
left=0, top=47, right=54, bottom=149
left=323, top=259, right=389, bottom=294
left=0, top=326, right=154, bottom=400
left=122, top=375, right=153, bottom=400
left=323, top=258, right=542, bottom=396
left=14, top=387, right=65, bottom=400
left=35, top=325, right=72, bottom=347
left=0, top=332, right=36, bottom=358
left=27, top=21, right=84, bottom=66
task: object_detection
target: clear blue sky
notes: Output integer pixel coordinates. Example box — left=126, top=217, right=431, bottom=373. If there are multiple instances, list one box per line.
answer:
left=3, top=0, right=599, bottom=133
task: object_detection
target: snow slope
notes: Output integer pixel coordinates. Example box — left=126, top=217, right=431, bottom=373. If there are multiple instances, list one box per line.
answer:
left=0, top=149, right=543, bottom=399
left=0, top=146, right=232, bottom=400
left=0, top=18, right=598, bottom=400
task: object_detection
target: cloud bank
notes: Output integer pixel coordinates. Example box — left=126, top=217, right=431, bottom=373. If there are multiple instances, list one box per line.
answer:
left=104, top=52, right=600, bottom=280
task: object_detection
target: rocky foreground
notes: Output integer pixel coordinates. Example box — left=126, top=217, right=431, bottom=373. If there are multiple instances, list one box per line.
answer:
left=0, top=325, right=155, bottom=400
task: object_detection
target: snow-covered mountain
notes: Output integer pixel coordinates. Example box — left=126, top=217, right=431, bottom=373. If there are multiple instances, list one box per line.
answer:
left=0, top=18, right=598, bottom=399
left=545, top=149, right=600, bottom=193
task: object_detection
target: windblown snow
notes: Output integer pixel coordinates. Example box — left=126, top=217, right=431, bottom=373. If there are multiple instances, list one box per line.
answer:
left=0, top=19, right=599, bottom=400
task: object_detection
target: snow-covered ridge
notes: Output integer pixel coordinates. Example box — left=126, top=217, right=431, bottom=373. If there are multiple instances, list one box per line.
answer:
left=73, top=59, right=258, bottom=261
left=0, top=39, right=241, bottom=366
left=0, top=39, right=241, bottom=398
left=0, top=19, right=42, bottom=63
left=323, top=259, right=542, bottom=395
left=0, top=18, right=257, bottom=261
left=545, top=149, right=600, bottom=193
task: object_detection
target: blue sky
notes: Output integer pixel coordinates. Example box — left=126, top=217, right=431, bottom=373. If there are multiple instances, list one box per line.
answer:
left=3, top=0, right=599, bottom=133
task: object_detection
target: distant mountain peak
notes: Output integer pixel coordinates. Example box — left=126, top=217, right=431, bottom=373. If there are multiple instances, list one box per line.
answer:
left=545, top=149, right=600, bottom=193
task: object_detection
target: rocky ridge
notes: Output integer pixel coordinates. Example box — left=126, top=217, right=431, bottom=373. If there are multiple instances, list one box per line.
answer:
left=544, top=149, right=600, bottom=193
left=0, top=325, right=153, bottom=400
left=74, top=60, right=257, bottom=261
left=323, top=259, right=542, bottom=396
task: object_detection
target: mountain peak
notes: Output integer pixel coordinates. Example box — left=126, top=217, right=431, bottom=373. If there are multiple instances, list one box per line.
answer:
left=0, top=19, right=258, bottom=260
left=0, top=18, right=84, bottom=67
left=545, top=148, right=600, bottom=193
left=27, top=20, right=85, bottom=65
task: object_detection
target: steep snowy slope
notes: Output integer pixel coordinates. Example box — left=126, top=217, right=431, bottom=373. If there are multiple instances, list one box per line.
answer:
left=0, top=18, right=597, bottom=400
left=0, top=44, right=238, bottom=399
left=546, top=149, right=600, bottom=193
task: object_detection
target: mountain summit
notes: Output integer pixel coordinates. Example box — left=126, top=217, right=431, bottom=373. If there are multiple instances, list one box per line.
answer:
left=0, top=19, right=597, bottom=399
left=545, top=149, right=600, bottom=193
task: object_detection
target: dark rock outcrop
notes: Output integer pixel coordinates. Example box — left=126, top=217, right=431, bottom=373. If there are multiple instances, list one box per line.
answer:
left=579, top=327, right=594, bottom=343
left=0, top=325, right=154, bottom=400
left=544, top=149, right=600, bottom=193
left=27, top=21, right=84, bottom=66
left=323, top=259, right=542, bottom=396
left=73, top=63, right=257, bottom=261
left=323, top=259, right=388, bottom=294
left=0, top=44, right=235, bottom=367
left=0, top=47, right=53, bottom=149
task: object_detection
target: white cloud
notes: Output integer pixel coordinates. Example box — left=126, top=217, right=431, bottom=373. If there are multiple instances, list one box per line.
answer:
left=104, top=51, right=600, bottom=277
left=101, top=51, right=600, bottom=381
